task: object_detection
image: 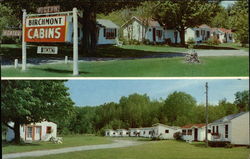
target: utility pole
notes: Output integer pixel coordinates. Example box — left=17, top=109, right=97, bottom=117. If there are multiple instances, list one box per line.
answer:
left=205, top=82, right=208, bottom=147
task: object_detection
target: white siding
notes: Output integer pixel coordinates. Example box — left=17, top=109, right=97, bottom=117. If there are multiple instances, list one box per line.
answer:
left=231, top=112, right=249, bottom=145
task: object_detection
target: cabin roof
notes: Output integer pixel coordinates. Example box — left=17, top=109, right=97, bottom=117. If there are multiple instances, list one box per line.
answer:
left=212, top=112, right=248, bottom=124
left=97, top=19, right=119, bottom=28
left=181, top=124, right=206, bottom=129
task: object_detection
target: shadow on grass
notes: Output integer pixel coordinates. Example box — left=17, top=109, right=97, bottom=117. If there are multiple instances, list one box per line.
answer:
left=2, top=140, right=42, bottom=147
left=33, top=68, right=91, bottom=74
left=194, top=45, right=238, bottom=50
left=192, top=142, right=207, bottom=148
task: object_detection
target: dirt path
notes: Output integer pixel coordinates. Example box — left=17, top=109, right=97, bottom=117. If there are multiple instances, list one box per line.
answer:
left=3, top=139, right=144, bottom=159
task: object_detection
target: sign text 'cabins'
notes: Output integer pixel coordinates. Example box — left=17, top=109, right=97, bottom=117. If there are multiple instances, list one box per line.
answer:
left=37, top=46, right=58, bottom=54
left=25, top=16, right=66, bottom=42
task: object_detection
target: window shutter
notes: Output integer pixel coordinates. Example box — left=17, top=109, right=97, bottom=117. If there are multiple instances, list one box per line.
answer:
left=103, top=28, right=106, bottom=37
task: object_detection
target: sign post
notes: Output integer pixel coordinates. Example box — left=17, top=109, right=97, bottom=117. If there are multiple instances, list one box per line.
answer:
left=73, top=7, right=78, bottom=76
left=21, top=7, right=79, bottom=75
left=22, top=9, right=27, bottom=71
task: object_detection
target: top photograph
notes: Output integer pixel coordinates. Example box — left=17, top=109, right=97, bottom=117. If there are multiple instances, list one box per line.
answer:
left=0, top=0, right=249, bottom=77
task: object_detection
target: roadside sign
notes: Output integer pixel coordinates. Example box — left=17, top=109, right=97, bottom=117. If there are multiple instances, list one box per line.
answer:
left=25, top=15, right=66, bottom=42
left=2, top=30, right=22, bottom=37
left=37, top=46, right=58, bottom=54
left=37, top=6, right=60, bottom=14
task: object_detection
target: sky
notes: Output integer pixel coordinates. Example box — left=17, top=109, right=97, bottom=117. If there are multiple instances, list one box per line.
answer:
left=220, top=0, right=236, bottom=8
left=65, top=79, right=248, bottom=107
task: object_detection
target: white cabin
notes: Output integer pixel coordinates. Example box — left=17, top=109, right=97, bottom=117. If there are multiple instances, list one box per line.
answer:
left=181, top=124, right=211, bottom=142
left=105, top=129, right=117, bottom=137
left=121, top=16, right=165, bottom=43
left=139, top=127, right=154, bottom=138
left=152, top=123, right=181, bottom=139
left=66, top=17, right=119, bottom=45
left=116, top=129, right=129, bottom=137
left=185, top=24, right=211, bottom=43
left=6, top=121, right=57, bottom=142
left=129, top=128, right=140, bottom=137
left=209, top=112, right=249, bottom=145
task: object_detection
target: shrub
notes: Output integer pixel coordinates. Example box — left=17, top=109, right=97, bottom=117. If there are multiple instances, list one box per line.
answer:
left=225, top=143, right=233, bottom=148
left=142, top=38, right=150, bottom=45
left=207, top=37, right=221, bottom=45
left=173, top=132, right=183, bottom=140
left=208, top=141, right=230, bottom=147
left=186, top=38, right=195, bottom=45
left=165, top=38, right=172, bottom=45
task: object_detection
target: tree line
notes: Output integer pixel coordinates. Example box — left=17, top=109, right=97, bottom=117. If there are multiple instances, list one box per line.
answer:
left=68, top=91, right=248, bottom=136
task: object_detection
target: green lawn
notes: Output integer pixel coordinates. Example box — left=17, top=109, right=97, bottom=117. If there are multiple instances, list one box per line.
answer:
left=2, top=135, right=112, bottom=154
left=1, top=56, right=248, bottom=77
left=20, top=140, right=250, bottom=159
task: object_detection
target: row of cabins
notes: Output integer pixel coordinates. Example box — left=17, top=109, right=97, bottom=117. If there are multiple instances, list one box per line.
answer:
left=68, top=16, right=233, bottom=45
left=105, top=112, right=249, bottom=145
left=121, top=16, right=234, bottom=44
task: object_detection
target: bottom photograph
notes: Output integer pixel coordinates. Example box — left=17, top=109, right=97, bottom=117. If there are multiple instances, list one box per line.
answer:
left=1, top=79, right=249, bottom=159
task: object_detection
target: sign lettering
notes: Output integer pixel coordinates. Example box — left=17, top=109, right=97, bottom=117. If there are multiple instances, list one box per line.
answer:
left=25, top=16, right=66, bottom=42
left=2, top=30, right=22, bottom=37
left=37, top=6, right=60, bottom=14
left=37, top=46, right=58, bottom=54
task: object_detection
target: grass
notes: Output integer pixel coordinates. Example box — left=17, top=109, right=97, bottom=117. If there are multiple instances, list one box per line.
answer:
left=2, top=135, right=112, bottom=154
left=19, top=139, right=250, bottom=159
left=1, top=56, right=249, bottom=77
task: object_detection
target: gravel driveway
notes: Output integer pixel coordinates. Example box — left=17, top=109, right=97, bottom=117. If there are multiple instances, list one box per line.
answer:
left=3, top=139, right=143, bottom=159
left=186, top=49, right=249, bottom=56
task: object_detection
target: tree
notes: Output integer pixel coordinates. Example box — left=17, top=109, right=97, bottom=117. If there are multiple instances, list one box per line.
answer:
left=229, top=0, right=249, bottom=46
left=2, top=0, right=142, bottom=55
left=234, top=90, right=249, bottom=112
left=1, top=80, right=74, bottom=144
left=162, top=91, right=196, bottom=126
left=209, top=6, right=230, bottom=29
left=153, top=0, right=219, bottom=45
left=135, top=1, right=158, bottom=41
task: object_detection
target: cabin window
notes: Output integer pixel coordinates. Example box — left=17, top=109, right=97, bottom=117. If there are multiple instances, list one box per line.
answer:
left=120, top=132, right=122, bottom=135
left=126, top=132, right=129, bottom=134
left=143, top=131, right=146, bottom=135
left=104, top=28, right=116, bottom=39
left=165, top=129, right=169, bottom=133
left=107, top=132, right=110, bottom=135
left=225, top=125, right=228, bottom=138
left=149, top=28, right=151, bottom=32
left=196, top=30, right=200, bottom=37
left=212, top=126, right=215, bottom=133
left=216, top=126, right=219, bottom=134
left=156, top=30, right=162, bottom=39
left=133, top=132, right=136, bottom=135
left=188, top=129, right=192, bottom=135
left=229, top=34, right=232, bottom=40
left=149, top=131, right=151, bottom=135
left=208, top=129, right=211, bottom=133
left=46, top=126, right=52, bottom=134
left=182, top=130, right=186, bottom=135
left=113, top=132, right=115, bottom=135
left=207, top=31, right=210, bottom=38
left=27, top=127, right=33, bottom=138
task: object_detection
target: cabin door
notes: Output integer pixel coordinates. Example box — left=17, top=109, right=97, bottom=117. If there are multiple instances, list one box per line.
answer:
left=34, top=126, right=41, bottom=140
left=153, top=28, right=156, bottom=41
left=194, top=128, right=198, bottom=141
left=26, top=126, right=33, bottom=140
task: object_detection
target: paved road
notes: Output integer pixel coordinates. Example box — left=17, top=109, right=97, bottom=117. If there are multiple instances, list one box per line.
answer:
left=3, top=140, right=143, bottom=159
left=185, top=49, right=249, bottom=56
left=1, top=49, right=248, bottom=68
